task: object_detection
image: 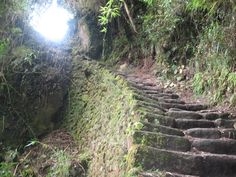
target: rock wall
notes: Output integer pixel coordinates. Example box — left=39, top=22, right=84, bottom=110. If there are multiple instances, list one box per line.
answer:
left=69, top=0, right=104, bottom=59
left=63, top=58, right=139, bottom=176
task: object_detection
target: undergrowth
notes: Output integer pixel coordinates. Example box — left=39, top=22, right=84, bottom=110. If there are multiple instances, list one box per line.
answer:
left=100, top=0, right=236, bottom=105
left=191, top=18, right=236, bottom=104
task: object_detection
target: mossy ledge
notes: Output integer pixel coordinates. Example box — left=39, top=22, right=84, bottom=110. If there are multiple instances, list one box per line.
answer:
left=62, top=58, right=140, bottom=176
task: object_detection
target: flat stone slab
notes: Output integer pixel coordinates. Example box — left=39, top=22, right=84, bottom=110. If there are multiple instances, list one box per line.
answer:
left=174, top=119, right=215, bottom=129
left=137, top=100, right=167, bottom=112
left=134, top=131, right=191, bottom=151
left=221, top=129, right=236, bottom=139
left=200, top=112, right=230, bottom=120
left=201, top=153, right=236, bottom=177
left=215, top=119, right=236, bottom=128
left=167, top=111, right=203, bottom=120
left=166, top=172, right=200, bottom=177
left=142, top=112, right=175, bottom=127
left=159, top=103, right=207, bottom=111
left=192, top=139, right=236, bottom=155
left=141, top=121, right=184, bottom=136
left=160, top=98, right=185, bottom=104
left=140, top=172, right=199, bottom=177
left=135, top=146, right=203, bottom=176
left=134, top=145, right=236, bottom=177
left=185, top=128, right=221, bottom=139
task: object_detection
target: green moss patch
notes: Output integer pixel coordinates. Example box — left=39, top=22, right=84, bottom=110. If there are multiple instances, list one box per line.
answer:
left=63, top=58, right=139, bottom=176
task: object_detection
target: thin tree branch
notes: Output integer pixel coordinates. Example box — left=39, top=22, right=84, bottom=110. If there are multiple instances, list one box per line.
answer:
left=123, top=0, right=138, bottom=33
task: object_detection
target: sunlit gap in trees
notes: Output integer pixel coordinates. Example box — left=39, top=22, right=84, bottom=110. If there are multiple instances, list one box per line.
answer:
left=30, top=0, right=73, bottom=42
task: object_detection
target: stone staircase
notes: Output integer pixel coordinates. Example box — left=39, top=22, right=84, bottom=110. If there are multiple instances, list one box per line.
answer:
left=120, top=73, right=236, bottom=177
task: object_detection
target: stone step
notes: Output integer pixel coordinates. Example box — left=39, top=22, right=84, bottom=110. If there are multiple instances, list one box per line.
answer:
left=192, top=139, right=236, bottom=155
left=160, top=98, right=186, bottom=104
left=137, top=100, right=167, bottom=113
left=141, top=121, right=184, bottom=136
left=221, top=129, right=236, bottom=139
left=165, top=173, right=199, bottom=177
left=169, top=108, right=186, bottom=111
left=133, top=131, right=191, bottom=152
left=134, top=89, right=180, bottom=102
left=147, top=93, right=180, bottom=99
left=167, top=111, right=203, bottom=120
left=185, top=128, right=236, bottom=140
left=134, top=94, right=166, bottom=110
left=141, top=112, right=175, bottom=127
left=129, top=83, right=161, bottom=92
left=200, top=112, right=231, bottom=120
left=134, top=146, right=202, bottom=176
left=215, top=119, right=236, bottom=128
left=137, top=106, right=166, bottom=116
left=159, top=103, right=208, bottom=111
left=174, top=119, right=215, bottom=129
left=129, top=80, right=155, bottom=86
left=200, top=154, right=236, bottom=177
left=143, top=90, right=173, bottom=95
left=185, top=128, right=221, bottom=139
left=134, top=145, right=236, bottom=177
left=145, top=91, right=175, bottom=96
left=140, top=172, right=200, bottom=177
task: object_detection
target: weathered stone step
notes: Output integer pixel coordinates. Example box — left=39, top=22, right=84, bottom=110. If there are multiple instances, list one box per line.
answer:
left=137, top=100, right=167, bottom=113
left=174, top=119, right=215, bottom=129
left=160, top=98, right=186, bottom=104
left=137, top=105, right=166, bottom=116
left=200, top=112, right=231, bottom=120
left=134, top=131, right=191, bottom=151
left=143, top=90, right=171, bottom=95
left=185, top=128, right=236, bottom=140
left=134, top=94, right=164, bottom=108
left=221, top=129, right=236, bottom=139
left=141, top=121, right=184, bottom=136
left=129, top=83, right=161, bottom=91
left=201, top=154, right=236, bottom=177
left=141, top=112, right=175, bottom=127
left=192, top=139, right=236, bottom=155
left=185, top=128, right=221, bottom=139
left=167, top=111, right=203, bottom=120
left=165, top=173, right=199, bottom=177
left=134, top=145, right=236, bottom=177
left=140, top=171, right=199, bottom=177
left=160, top=103, right=208, bottom=111
left=147, top=93, right=180, bottom=99
left=215, top=119, right=236, bottom=128
left=134, top=146, right=202, bottom=176
left=127, top=78, right=155, bottom=86
left=133, top=89, right=180, bottom=102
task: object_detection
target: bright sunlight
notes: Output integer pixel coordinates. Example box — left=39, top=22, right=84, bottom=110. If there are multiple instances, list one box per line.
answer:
left=30, top=0, right=73, bottom=42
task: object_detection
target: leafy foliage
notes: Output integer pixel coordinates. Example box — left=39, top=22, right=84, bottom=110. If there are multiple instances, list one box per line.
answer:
left=141, top=0, right=182, bottom=45
left=187, top=0, right=236, bottom=14
left=0, top=40, right=9, bottom=60
left=99, top=0, right=123, bottom=33
left=0, top=162, right=15, bottom=177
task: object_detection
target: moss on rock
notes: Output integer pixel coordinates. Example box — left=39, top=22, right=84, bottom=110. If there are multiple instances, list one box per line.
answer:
left=63, top=57, right=139, bottom=176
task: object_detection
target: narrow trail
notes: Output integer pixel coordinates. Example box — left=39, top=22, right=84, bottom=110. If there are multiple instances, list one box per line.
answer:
left=120, top=72, right=236, bottom=177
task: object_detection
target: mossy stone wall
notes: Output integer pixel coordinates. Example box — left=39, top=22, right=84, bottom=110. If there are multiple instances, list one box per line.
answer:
left=63, top=58, right=138, bottom=176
